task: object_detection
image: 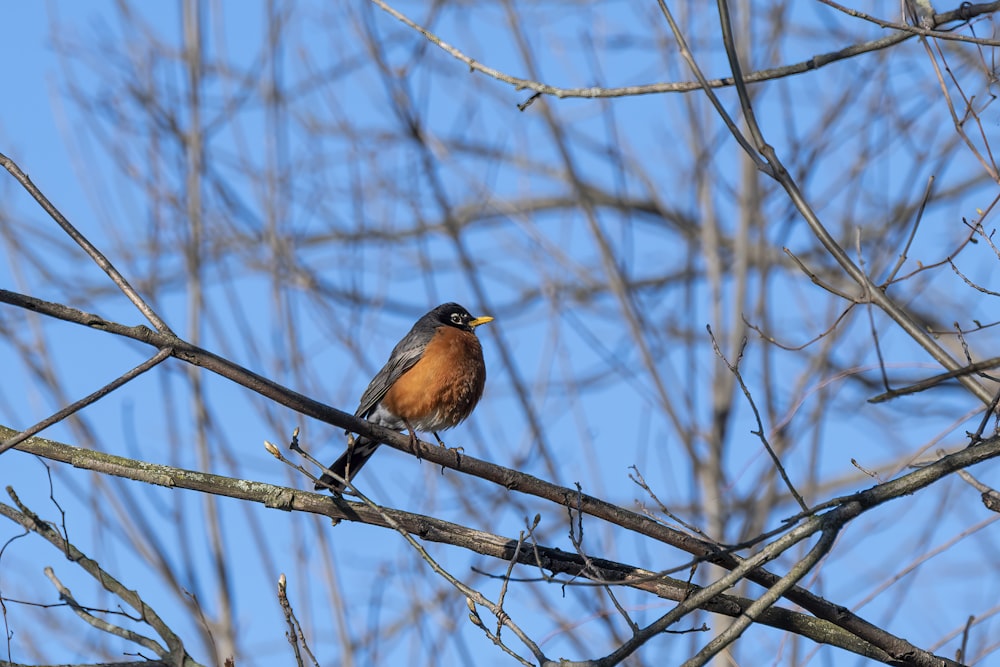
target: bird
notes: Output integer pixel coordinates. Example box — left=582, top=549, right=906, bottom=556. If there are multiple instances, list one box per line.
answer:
left=316, top=302, right=493, bottom=493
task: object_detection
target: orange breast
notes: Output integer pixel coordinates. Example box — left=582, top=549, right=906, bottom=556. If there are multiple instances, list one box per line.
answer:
left=381, top=326, right=486, bottom=432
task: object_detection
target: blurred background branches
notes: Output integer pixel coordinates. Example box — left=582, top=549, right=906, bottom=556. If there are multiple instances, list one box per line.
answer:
left=2, top=1, right=1000, bottom=665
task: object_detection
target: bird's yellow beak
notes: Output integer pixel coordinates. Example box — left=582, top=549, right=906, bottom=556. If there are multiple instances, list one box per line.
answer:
left=469, top=315, right=494, bottom=328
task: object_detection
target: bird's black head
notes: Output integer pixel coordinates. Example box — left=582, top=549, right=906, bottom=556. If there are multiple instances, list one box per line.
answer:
left=429, top=302, right=494, bottom=333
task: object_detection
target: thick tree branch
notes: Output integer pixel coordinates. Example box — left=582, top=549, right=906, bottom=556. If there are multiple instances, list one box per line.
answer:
left=7, top=421, right=991, bottom=664
left=1, top=426, right=929, bottom=663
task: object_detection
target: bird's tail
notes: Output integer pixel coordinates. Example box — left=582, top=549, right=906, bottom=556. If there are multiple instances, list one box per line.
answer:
left=315, top=437, right=380, bottom=493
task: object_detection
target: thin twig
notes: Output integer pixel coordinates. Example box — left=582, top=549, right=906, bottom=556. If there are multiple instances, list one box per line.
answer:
left=953, top=457, right=1000, bottom=512
left=594, top=514, right=824, bottom=666
left=0, top=488, right=199, bottom=665
left=367, top=0, right=1000, bottom=101
left=868, top=356, right=1000, bottom=403
left=654, top=0, right=771, bottom=174
left=857, top=231, right=893, bottom=392
left=882, top=176, right=935, bottom=284
left=818, top=0, right=1000, bottom=45
left=707, top=326, right=809, bottom=512
left=0, top=348, right=173, bottom=456
left=628, top=466, right=716, bottom=541
left=744, top=304, right=857, bottom=352
left=782, top=248, right=860, bottom=301
left=277, top=573, right=319, bottom=667
left=270, top=437, right=547, bottom=665
left=0, top=152, right=173, bottom=333
left=681, top=528, right=838, bottom=667
left=44, top=566, right=165, bottom=656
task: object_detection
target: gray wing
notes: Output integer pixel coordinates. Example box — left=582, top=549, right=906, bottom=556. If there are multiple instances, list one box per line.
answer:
left=353, top=325, right=429, bottom=419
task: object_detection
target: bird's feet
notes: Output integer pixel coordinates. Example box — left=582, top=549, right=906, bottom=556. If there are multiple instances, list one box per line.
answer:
left=440, top=445, right=463, bottom=474
left=403, top=420, right=422, bottom=459
left=432, top=431, right=464, bottom=457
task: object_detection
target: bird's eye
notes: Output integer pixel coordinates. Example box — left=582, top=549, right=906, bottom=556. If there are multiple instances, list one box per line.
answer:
left=451, top=313, right=462, bottom=324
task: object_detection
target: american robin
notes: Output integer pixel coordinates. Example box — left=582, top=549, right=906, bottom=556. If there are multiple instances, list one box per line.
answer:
left=316, top=302, right=493, bottom=493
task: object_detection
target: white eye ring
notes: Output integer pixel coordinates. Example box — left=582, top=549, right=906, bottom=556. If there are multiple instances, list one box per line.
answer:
left=451, top=313, right=462, bottom=324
